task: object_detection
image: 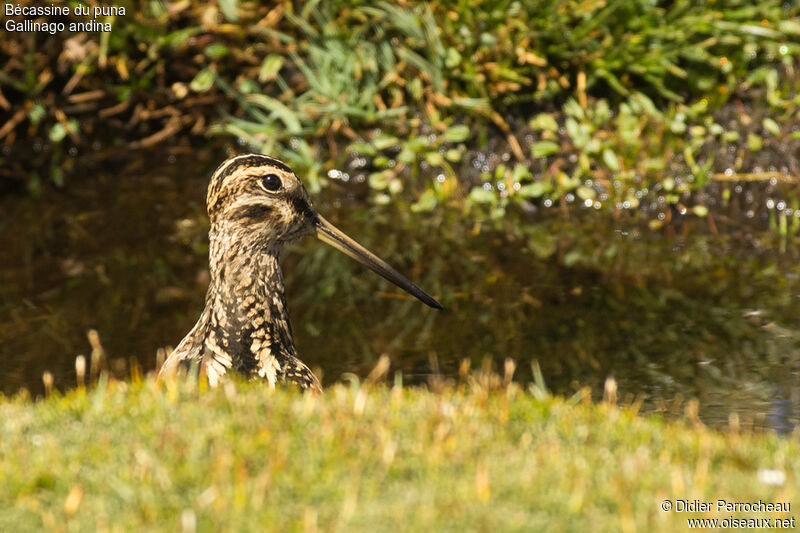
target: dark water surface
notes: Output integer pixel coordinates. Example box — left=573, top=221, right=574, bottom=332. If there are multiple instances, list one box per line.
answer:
left=2, top=150, right=799, bottom=432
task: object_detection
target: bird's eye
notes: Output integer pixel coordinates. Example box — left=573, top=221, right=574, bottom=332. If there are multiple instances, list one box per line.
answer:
left=259, top=173, right=282, bottom=192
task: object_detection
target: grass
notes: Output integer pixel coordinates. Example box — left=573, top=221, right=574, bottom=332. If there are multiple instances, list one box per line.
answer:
left=1, top=372, right=797, bottom=532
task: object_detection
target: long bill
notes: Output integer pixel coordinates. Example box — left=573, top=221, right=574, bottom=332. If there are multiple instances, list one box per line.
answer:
left=313, top=215, right=443, bottom=310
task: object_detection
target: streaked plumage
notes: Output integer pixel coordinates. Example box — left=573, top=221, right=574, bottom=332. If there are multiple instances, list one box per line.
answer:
left=159, top=154, right=441, bottom=392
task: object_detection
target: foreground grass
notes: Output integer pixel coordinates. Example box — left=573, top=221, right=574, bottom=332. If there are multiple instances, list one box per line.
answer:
left=1, top=377, right=797, bottom=532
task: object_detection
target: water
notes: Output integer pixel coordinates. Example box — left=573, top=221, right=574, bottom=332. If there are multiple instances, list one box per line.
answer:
left=1, top=149, right=798, bottom=432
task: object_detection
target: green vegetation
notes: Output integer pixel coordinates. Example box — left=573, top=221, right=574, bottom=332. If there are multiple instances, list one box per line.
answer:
left=3, top=1, right=798, bottom=216
left=1, top=374, right=797, bottom=531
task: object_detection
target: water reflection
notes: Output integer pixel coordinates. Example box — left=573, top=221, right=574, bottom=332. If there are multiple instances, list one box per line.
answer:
left=0, top=150, right=798, bottom=432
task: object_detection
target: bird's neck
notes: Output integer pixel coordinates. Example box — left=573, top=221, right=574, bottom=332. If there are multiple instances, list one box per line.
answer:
left=208, top=226, right=285, bottom=302
left=203, top=224, right=296, bottom=372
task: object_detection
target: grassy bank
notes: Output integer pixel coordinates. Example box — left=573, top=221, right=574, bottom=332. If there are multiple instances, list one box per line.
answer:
left=1, top=375, right=797, bottom=531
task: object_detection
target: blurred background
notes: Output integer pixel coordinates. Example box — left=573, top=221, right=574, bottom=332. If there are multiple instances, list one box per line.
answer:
left=1, top=0, right=799, bottom=431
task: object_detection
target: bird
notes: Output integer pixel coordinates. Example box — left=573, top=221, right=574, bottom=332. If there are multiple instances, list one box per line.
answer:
left=159, top=153, right=442, bottom=392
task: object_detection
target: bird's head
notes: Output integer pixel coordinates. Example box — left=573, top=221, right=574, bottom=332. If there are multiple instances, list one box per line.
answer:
left=206, top=154, right=442, bottom=309
left=207, top=154, right=316, bottom=244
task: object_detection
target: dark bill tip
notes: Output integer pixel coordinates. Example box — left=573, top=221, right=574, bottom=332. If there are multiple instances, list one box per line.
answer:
left=313, top=215, right=442, bottom=310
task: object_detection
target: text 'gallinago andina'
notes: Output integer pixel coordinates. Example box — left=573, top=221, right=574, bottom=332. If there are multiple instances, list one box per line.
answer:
left=159, top=154, right=442, bottom=392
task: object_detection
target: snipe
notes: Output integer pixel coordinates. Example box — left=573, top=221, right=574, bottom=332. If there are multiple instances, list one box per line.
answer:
left=159, top=154, right=441, bottom=392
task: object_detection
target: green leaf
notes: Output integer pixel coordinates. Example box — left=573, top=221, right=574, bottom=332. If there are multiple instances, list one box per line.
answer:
left=563, top=98, right=584, bottom=119
left=630, top=93, right=662, bottom=118
left=452, top=97, right=491, bottom=112
left=563, top=250, right=582, bottom=267
left=28, top=104, right=46, bottom=125
left=244, top=94, right=301, bottom=133
left=518, top=181, right=553, bottom=198
left=407, top=78, right=423, bottom=100
left=669, top=115, right=686, bottom=134
left=565, top=117, right=590, bottom=147
left=411, top=190, right=437, bottom=212
left=189, top=69, right=215, bottom=93
left=689, top=126, right=706, bottom=138
left=372, top=134, right=400, bottom=151
left=442, top=125, right=470, bottom=143
left=237, top=80, right=259, bottom=95
left=49, top=123, right=66, bottom=143
left=444, top=47, right=461, bottom=69
left=762, top=118, right=780, bottom=137
left=259, top=55, right=284, bottom=83
left=723, top=131, right=739, bottom=142
left=204, top=44, right=230, bottom=59
left=50, top=166, right=64, bottom=188
left=602, top=148, right=619, bottom=172
left=576, top=186, right=595, bottom=201
left=529, top=113, right=559, bottom=132
left=528, top=232, right=557, bottom=259
left=597, top=68, right=630, bottom=97
left=511, top=164, right=532, bottom=183
left=373, top=193, right=391, bottom=205
left=469, top=186, right=496, bottom=204
left=778, top=19, right=800, bottom=35
left=349, top=142, right=377, bottom=157
left=445, top=148, right=462, bottom=162
left=739, top=25, right=781, bottom=38
left=530, top=141, right=560, bottom=158
left=397, top=148, right=415, bottom=164
left=747, top=133, right=763, bottom=152
left=368, top=171, right=392, bottom=191
left=424, top=151, right=445, bottom=167
left=218, top=0, right=239, bottom=22
left=161, top=27, right=202, bottom=47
